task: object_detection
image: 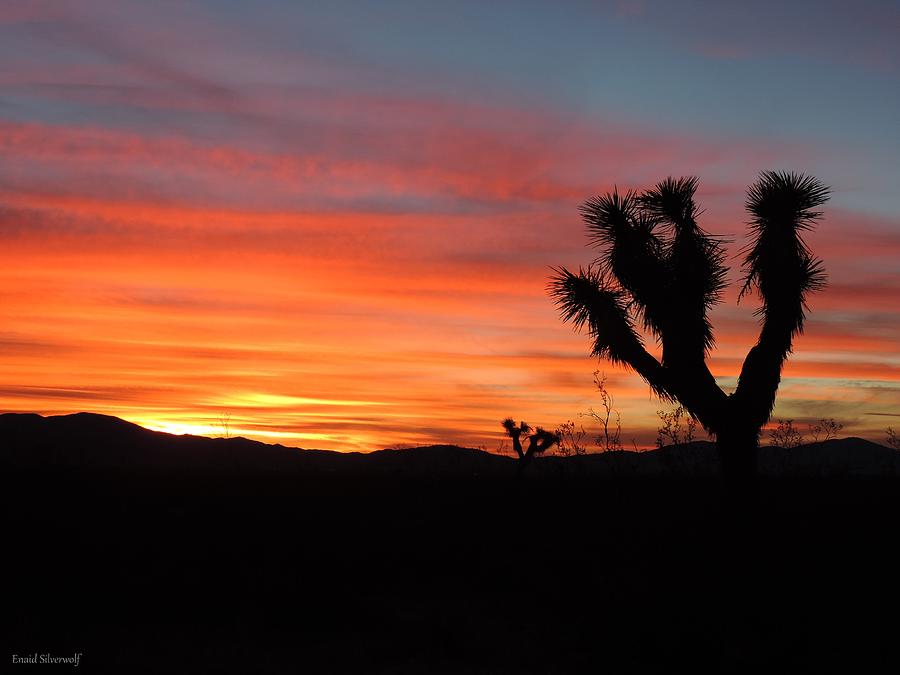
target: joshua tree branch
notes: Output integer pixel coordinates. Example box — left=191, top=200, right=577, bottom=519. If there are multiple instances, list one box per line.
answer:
left=502, top=418, right=531, bottom=461
left=639, top=177, right=728, bottom=368
left=549, top=264, right=728, bottom=431
left=581, top=191, right=671, bottom=339
left=510, top=434, right=524, bottom=460
left=733, top=171, right=829, bottom=433
left=524, top=428, right=559, bottom=464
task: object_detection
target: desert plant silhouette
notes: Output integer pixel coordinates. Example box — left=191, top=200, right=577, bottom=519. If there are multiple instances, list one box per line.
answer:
left=550, top=171, right=829, bottom=479
left=656, top=405, right=697, bottom=449
left=769, top=419, right=804, bottom=448
left=809, top=417, right=843, bottom=442
left=501, top=418, right=559, bottom=471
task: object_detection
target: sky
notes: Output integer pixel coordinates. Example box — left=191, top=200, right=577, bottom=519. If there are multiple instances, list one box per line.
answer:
left=1, top=0, right=898, bottom=450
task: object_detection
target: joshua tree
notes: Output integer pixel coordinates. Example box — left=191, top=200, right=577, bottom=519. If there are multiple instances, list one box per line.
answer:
left=502, top=418, right=559, bottom=470
left=549, top=172, right=829, bottom=479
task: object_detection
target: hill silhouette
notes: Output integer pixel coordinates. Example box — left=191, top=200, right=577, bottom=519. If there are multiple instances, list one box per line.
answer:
left=7, top=412, right=900, bottom=673
left=2, top=412, right=896, bottom=478
left=0, top=412, right=511, bottom=477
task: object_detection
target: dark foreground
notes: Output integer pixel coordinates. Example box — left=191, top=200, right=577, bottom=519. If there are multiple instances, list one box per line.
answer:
left=6, top=416, right=900, bottom=673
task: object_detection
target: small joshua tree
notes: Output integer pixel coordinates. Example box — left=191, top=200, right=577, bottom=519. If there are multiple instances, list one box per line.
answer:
left=502, top=418, right=559, bottom=470
left=550, top=172, right=829, bottom=479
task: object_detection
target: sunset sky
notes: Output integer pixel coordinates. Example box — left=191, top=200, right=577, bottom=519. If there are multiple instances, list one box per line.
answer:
left=1, top=1, right=898, bottom=450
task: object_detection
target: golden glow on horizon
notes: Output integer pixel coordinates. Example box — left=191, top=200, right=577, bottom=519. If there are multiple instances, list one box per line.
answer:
left=138, top=418, right=323, bottom=442
left=217, top=393, right=389, bottom=409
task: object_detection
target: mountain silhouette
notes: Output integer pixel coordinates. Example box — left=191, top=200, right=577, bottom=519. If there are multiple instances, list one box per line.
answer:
left=2, top=412, right=896, bottom=478
left=0, top=412, right=511, bottom=477
left=7, top=411, right=900, bottom=673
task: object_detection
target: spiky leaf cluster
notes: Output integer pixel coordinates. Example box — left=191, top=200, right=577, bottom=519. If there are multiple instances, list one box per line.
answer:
left=640, top=177, right=728, bottom=355
left=501, top=418, right=531, bottom=439
left=527, top=427, right=560, bottom=456
left=553, top=176, right=727, bottom=373
left=740, top=171, right=828, bottom=338
left=548, top=266, right=640, bottom=367
left=730, top=172, right=830, bottom=430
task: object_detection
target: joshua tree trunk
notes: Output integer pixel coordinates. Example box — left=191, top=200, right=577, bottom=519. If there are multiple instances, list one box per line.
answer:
left=715, top=424, right=759, bottom=483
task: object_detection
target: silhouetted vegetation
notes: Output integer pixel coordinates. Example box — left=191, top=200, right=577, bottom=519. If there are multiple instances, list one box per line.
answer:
left=656, top=405, right=697, bottom=448
left=770, top=419, right=804, bottom=448
left=887, top=427, right=900, bottom=450
left=555, top=419, right=588, bottom=456
left=501, top=418, right=559, bottom=469
left=768, top=417, right=844, bottom=447
left=217, top=410, right=232, bottom=438
left=809, top=417, right=843, bottom=442
left=550, top=172, right=830, bottom=479
left=556, top=371, right=625, bottom=455
left=585, top=371, right=624, bottom=452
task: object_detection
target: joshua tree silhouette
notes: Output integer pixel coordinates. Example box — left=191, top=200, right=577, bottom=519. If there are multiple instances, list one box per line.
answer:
left=501, top=418, right=559, bottom=471
left=549, top=171, right=829, bottom=479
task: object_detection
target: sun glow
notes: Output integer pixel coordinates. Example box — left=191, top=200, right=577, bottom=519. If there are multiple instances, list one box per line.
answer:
left=215, top=393, right=389, bottom=409
left=132, top=416, right=359, bottom=446
left=138, top=420, right=221, bottom=437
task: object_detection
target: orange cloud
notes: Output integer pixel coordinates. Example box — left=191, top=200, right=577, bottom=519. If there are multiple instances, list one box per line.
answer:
left=0, top=106, right=896, bottom=450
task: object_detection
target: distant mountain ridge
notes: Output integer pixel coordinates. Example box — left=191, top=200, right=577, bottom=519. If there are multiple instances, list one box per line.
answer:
left=0, top=412, right=511, bottom=478
left=1, top=412, right=897, bottom=478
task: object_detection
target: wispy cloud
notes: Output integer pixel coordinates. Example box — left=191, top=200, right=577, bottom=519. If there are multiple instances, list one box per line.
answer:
left=0, top=1, right=896, bottom=449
